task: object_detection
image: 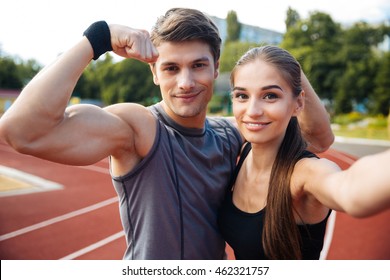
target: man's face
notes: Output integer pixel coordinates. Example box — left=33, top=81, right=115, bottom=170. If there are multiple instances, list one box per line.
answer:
left=150, top=40, right=219, bottom=128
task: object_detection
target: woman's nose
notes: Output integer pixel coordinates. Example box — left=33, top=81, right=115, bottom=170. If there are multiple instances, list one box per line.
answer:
left=246, top=98, right=263, bottom=117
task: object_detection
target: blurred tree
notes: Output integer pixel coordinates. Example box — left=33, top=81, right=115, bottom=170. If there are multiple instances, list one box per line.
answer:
left=18, top=59, right=41, bottom=85
left=74, top=54, right=160, bottom=105
left=73, top=54, right=114, bottom=101
left=226, top=10, right=241, bottom=43
left=0, top=56, right=22, bottom=88
left=370, top=51, right=390, bottom=115
left=285, top=7, right=300, bottom=30
left=219, top=41, right=259, bottom=73
left=282, top=11, right=342, bottom=103
left=334, top=22, right=387, bottom=114
left=0, top=53, right=41, bottom=89
left=105, top=58, right=159, bottom=105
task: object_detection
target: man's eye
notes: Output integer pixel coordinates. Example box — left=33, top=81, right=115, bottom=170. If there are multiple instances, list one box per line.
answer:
left=164, top=66, right=178, bottom=72
left=193, top=63, right=206, bottom=68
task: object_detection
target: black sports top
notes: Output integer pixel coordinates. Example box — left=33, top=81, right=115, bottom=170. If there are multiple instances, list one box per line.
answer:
left=218, top=143, right=331, bottom=260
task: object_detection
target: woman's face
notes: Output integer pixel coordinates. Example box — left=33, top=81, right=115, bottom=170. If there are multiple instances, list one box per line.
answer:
left=232, top=59, right=303, bottom=146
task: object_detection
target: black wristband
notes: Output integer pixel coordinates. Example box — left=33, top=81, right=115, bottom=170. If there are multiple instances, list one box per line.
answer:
left=83, top=21, right=113, bottom=60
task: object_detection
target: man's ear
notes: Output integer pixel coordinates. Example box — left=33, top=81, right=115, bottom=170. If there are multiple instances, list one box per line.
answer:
left=214, top=60, right=220, bottom=79
left=149, top=63, right=159, bottom=85
left=293, top=90, right=305, bottom=116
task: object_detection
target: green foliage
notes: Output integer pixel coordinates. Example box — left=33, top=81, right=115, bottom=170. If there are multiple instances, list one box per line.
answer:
left=208, top=95, right=226, bottom=114
left=219, top=41, right=260, bottom=73
left=332, top=22, right=386, bottom=114
left=332, top=112, right=365, bottom=125
left=281, top=12, right=343, bottom=102
left=226, top=11, right=241, bottom=43
left=0, top=56, right=22, bottom=88
left=370, top=52, right=390, bottom=115
left=285, top=7, right=300, bottom=30
left=0, top=48, right=160, bottom=107
left=332, top=114, right=389, bottom=140
left=279, top=10, right=389, bottom=115
left=333, top=126, right=389, bottom=140
left=2, top=10, right=389, bottom=115
left=74, top=54, right=160, bottom=106
left=0, top=54, right=41, bottom=89
left=367, top=115, right=388, bottom=128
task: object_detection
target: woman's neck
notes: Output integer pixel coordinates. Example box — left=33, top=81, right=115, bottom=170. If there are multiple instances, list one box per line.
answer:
left=249, top=141, right=280, bottom=173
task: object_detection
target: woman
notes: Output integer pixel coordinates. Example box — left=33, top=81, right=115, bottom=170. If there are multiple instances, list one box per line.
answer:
left=218, top=45, right=390, bottom=260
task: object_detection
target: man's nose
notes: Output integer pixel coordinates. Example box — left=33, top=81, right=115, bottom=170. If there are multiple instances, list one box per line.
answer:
left=177, top=69, right=195, bottom=91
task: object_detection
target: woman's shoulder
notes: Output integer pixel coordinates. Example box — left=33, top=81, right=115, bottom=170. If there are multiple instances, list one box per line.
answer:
left=291, top=153, right=341, bottom=196
left=291, top=152, right=339, bottom=223
left=296, top=152, right=340, bottom=174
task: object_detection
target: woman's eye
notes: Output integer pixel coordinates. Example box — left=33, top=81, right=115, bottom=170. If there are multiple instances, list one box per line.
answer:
left=264, top=93, right=278, bottom=100
left=232, top=92, right=248, bottom=100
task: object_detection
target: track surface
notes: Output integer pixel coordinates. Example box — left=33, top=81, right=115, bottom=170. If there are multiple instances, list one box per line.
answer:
left=0, top=141, right=389, bottom=260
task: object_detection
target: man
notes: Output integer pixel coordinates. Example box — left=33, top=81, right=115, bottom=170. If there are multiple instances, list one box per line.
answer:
left=0, top=8, right=334, bottom=259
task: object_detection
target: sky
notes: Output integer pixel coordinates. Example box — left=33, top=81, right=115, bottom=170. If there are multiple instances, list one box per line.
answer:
left=1, top=0, right=389, bottom=66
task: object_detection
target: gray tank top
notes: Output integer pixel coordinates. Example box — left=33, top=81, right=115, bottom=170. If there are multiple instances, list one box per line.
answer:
left=111, top=103, right=242, bottom=259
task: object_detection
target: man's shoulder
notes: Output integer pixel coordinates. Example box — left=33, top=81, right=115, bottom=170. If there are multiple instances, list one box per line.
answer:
left=207, top=116, right=235, bottom=128
left=207, top=116, right=242, bottom=144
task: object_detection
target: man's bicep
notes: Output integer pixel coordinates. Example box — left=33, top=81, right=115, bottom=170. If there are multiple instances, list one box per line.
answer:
left=29, top=104, right=133, bottom=165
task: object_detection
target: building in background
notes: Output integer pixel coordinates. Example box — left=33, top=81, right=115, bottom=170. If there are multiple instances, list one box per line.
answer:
left=209, top=16, right=284, bottom=115
left=0, top=89, right=20, bottom=116
left=210, top=16, right=283, bottom=46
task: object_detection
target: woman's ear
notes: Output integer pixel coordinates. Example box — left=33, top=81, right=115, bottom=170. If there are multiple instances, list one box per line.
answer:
left=293, top=90, right=305, bottom=116
left=149, top=63, right=159, bottom=85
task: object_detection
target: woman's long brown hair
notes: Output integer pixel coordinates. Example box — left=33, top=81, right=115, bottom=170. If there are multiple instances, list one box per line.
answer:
left=231, top=46, right=307, bottom=259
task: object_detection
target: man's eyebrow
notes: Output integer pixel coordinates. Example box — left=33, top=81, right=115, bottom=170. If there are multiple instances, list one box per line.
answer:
left=160, top=61, right=176, bottom=67
left=159, top=56, right=211, bottom=66
left=193, top=57, right=211, bottom=63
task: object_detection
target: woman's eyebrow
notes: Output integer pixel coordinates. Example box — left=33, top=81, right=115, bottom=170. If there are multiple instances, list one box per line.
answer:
left=232, top=85, right=283, bottom=91
left=261, top=85, right=283, bottom=91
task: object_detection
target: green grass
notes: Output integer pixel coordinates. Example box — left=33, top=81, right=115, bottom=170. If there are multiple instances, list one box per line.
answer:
left=331, top=113, right=390, bottom=141
left=332, top=125, right=389, bottom=140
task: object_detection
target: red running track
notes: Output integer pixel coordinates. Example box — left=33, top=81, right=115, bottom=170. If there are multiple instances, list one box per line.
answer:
left=0, top=141, right=389, bottom=260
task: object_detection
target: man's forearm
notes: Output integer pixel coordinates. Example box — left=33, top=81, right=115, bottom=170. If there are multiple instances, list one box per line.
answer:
left=299, top=71, right=334, bottom=153
left=0, top=38, right=93, bottom=147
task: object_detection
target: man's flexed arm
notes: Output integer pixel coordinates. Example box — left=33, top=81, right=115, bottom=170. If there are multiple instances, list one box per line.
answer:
left=0, top=22, right=158, bottom=165
left=298, top=71, right=334, bottom=153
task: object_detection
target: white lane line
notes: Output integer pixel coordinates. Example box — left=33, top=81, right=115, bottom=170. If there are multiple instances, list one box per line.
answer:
left=320, top=210, right=337, bottom=260
left=0, top=165, right=64, bottom=197
left=75, top=165, right=110, bottom=174
left=59, top=231, right=125, bottom=260
left=335, top=136, right=390, bottom=147
left=0, top=197, right=118, bottom=242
